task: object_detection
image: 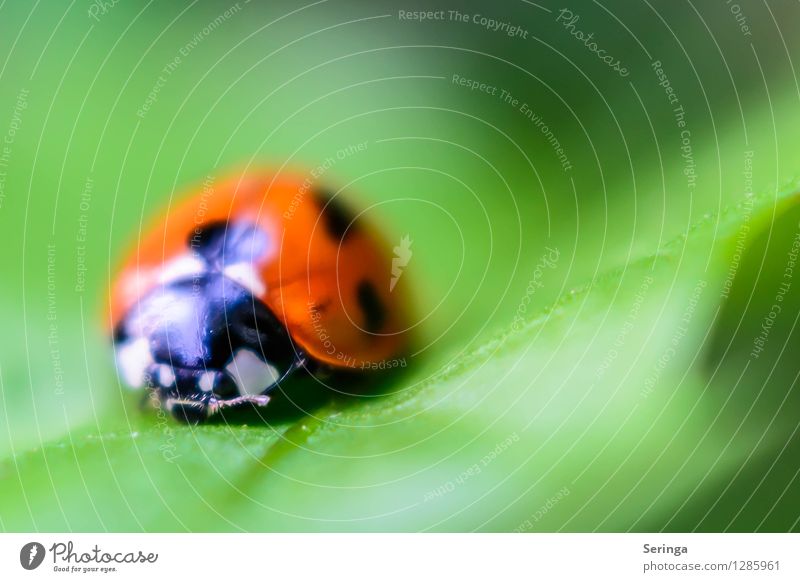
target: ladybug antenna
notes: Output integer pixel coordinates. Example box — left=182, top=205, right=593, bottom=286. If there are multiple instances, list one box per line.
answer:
left=271, top=353, right=307, bottom=390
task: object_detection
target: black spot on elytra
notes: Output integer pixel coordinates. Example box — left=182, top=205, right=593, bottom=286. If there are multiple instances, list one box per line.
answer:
left=112, top=323, right=129, bottom=344
left=357, top=280, right=386, bottom=333
left=189, top=220, right=268, bottom=267
left=189, top=220, right=228, bottom=254
left=315, top=190, right=356, bottom=241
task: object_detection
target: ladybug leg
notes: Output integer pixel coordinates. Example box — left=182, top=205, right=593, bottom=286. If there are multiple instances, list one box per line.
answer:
left=273, top=353, right=307, bottom=386
left=201, top=354, right=307, bottom=419
left=205, top=394, right=271, bottom=417
left=163, top=397, right=212, bottom=424
left=162, top=354, right=308, bottom=423
left=163, top=394, right=270, bottom=423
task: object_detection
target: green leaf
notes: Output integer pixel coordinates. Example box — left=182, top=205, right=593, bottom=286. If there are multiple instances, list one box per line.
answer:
left=3, top=1, right=800, bottom=533
left=4, top=184, right=800, bottom=531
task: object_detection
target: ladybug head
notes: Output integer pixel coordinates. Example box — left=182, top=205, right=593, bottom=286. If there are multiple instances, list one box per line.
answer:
left=113, top=270, right=301, bottom=423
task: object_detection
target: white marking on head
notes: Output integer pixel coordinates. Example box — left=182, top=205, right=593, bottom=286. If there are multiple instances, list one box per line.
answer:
left=223, top=263, right=266, bottom=297
left=198, top=371, right=216, bottom=393
left=116, top=337, right=153, bottom=388
left=157, top=254, right=206, bottom=285
left=157, top=364, right=175, bottom=387
left=225, top=349, right=280, bottom=397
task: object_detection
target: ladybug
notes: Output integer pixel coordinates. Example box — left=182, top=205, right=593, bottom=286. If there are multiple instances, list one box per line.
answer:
left=110, top=172, right=410, bottom=423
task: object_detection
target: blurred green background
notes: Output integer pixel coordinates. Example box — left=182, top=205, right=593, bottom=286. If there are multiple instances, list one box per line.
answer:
left=1, top=0, right=800, bottom=531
